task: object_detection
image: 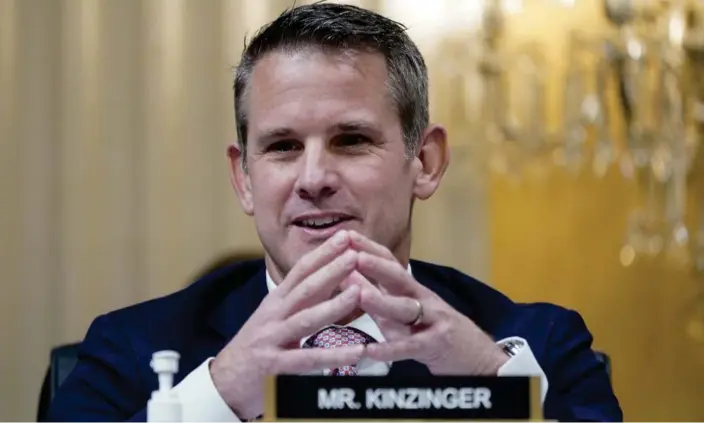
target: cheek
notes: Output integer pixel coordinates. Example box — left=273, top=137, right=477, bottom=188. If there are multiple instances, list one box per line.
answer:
left=250, top=172, right=290, bottom=216
left=348, top=156, right=413, bottom=189
left=345, top=160, right=415, bottom=210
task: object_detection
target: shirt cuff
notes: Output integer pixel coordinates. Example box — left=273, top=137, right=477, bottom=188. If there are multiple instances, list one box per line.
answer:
left=171, top=357, right=241, bottom=422
left=495, top=337, right=548, bottom=404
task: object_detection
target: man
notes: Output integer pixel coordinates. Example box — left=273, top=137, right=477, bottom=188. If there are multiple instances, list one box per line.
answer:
left=46, top=3, right=622, bottom=422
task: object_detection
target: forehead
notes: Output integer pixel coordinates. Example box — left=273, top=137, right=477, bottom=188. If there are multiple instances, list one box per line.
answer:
left=245, top=48, right=399, bottom=135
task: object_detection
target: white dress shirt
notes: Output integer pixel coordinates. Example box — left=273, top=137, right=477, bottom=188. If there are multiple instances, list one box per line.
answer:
left=172, top=265, right=549, bottom=422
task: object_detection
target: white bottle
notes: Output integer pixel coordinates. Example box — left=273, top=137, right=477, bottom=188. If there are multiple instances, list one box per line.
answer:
left=147, top=350, right=182, bottom=422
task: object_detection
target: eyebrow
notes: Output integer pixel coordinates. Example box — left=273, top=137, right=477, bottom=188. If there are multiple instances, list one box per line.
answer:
left=334, top=120, right=381, bottom=135
left=255, top=120, right=382, bottom=144
left=257, top=127, right=296, bottom=142
left=335, top=120, right=377, bottom=132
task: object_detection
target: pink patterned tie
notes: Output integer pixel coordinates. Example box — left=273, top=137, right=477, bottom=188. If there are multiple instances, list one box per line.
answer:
left=303, top=326, right=376, bottom=376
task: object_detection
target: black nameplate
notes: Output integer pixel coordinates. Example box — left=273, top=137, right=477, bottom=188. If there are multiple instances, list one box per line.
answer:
left=264, top=374, right=542, bottom=421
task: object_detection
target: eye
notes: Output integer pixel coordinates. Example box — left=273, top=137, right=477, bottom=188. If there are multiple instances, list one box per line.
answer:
left=267, top=140, right=302, bottom=154
left=334, top=134, right=372, bottom=148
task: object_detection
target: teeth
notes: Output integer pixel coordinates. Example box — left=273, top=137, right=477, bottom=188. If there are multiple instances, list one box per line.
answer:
left=301, top=216, right=342, bottom=228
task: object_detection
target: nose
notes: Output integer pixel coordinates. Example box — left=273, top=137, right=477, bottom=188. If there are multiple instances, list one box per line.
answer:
left=294, top=142, right=339, bottom=201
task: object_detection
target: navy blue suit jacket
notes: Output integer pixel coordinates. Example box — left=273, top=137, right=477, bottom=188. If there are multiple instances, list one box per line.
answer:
left=46, top=259, right=622, bottom=421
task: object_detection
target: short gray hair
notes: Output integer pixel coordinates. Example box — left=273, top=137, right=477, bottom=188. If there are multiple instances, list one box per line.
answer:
left=233, top=2, right=429, bottom=160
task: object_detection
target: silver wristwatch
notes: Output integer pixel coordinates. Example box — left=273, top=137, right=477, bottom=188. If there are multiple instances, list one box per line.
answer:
left=501, top=339, right=525, bottom=357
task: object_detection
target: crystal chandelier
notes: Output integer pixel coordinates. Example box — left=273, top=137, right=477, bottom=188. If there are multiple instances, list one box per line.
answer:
left=471, top=0, right=704, bottom=273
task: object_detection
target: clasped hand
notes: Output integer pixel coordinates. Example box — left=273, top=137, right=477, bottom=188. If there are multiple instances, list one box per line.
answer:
left=210, top=230, right=508, bottom=419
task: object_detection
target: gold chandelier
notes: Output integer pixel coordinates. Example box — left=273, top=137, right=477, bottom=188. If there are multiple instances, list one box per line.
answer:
left=469, top=0, right=704, bottom=274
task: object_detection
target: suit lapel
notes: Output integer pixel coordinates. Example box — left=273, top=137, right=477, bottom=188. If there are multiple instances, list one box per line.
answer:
left=207, top=264, right=268, bottom=341
left=410, top=259, right=476, bottom=321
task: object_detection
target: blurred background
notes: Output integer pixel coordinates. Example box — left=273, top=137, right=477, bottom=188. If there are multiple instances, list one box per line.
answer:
left=1, top=0, right=704, bottom=420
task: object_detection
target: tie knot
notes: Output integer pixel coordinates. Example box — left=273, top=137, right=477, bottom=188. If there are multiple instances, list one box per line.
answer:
left=304, top=326, right=376, bottom=350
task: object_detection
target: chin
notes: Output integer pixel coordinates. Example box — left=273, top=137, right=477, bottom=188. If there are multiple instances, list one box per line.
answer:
left=280, top=243, right=315, bottom=270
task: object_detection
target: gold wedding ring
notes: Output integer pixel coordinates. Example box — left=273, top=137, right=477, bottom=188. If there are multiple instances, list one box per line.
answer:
left=408, top=299, right=423, bottom=326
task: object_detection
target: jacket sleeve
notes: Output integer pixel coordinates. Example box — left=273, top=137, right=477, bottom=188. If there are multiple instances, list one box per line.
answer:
left=44, top=314, right=149, bottom=422
left=542, top=308, right=623, bottom=422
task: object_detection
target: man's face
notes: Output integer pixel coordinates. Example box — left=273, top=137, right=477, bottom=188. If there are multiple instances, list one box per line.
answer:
left=230, top=49, right=439, bottom=280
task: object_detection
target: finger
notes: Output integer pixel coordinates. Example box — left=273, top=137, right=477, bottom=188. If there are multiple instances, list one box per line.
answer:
left=339, top=270, right=376, bottom=292
left=345, top=273, right=414, bottom=335
left=281, top=285, right=360, bottom=343
left=349, top=230, right=396, bottom=260
left=276, top=230, right=351, bottom=296
left=357, top=251, right=423, bottom=297
left=371, top=314, right=412, bottom=342
left=274, top=344, right=365, bottom=375
left=282, top=249, right=358, bottom=315
left=360, top=288, right=422, bottom=325
left=364, top=331, right=432, bottom=363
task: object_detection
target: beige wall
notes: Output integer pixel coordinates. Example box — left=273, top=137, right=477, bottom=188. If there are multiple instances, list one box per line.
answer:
left=0, top=1, right=489, bottom=420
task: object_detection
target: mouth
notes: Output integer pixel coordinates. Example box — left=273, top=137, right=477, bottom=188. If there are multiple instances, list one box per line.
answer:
left=292, top=214, right=355, bottom=231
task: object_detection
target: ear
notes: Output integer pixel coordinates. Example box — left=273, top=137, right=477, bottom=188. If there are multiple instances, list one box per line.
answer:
left=227, top=143, right=254, bottom=216
left=413, top=124, right=450, bottom=200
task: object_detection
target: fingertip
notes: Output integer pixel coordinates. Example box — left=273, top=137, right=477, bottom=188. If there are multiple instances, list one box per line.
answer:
left=340, top=249, right=358, bottom=269
left=344, top=248, right=358, bottom=260
left=364, top=343, right=382, bottom=359
left=349, top=231, right=365, bottom=247
left=341, top=344, right=365, bottom=361
left=368, top=344, right=393, bottom=362
left=354, top=344, right=366, bottom=357
left=352, top=271, right=378, bottom=293
left=332, top=229, right=350, bottom=247
left=356, top=251, right=371, bottom=265
left=358, top=286, right=374, bottom=306
left=345, top=284, right=360, bottom=296
left=347, top=270, right=364, bottom=285
left=359, top=283, right=382, bottom=305
left=340, top=285, right=360, bottom=306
